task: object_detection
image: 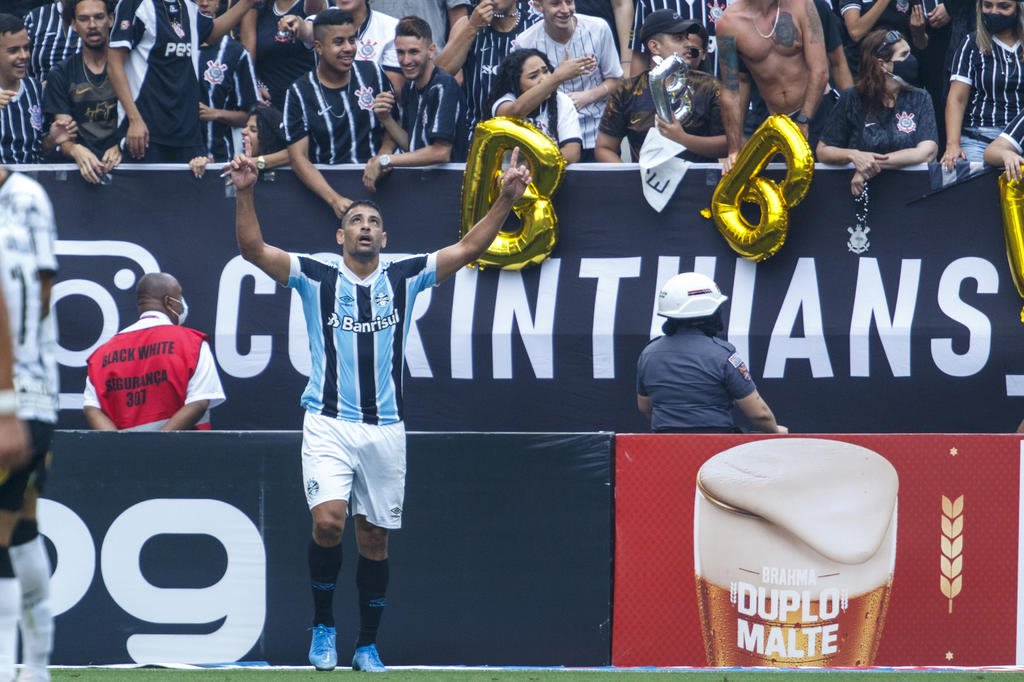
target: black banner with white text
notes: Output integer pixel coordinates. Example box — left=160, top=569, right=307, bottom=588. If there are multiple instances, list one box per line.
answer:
left=39, top=164, right=1021, bottom=432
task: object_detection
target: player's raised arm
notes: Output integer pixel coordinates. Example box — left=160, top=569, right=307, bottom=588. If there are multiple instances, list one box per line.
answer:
left=435, top=147, right=531, bottom=282
left=225, top=154, right=293, bottom=286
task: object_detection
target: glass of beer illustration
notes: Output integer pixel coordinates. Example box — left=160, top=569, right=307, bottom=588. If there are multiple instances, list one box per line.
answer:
left=694, top=438, right=898, bottom=666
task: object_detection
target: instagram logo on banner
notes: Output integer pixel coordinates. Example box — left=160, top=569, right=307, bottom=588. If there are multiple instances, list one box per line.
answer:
left=694, top=439, right=899, bottom=666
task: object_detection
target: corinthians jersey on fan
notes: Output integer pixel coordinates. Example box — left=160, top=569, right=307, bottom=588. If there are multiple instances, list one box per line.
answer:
left=287, top=252, right=437, bottom=425
left=199, top=36, right=259, bottom=161
left=461, top=8, right=539, bottom=134
left=0, top=78, right=44, bottom=164
left=283, top=62, right=395, bottom=163
left=25, top=0, right=82, bottom=80
left=109, top=0, right=213, bottom=147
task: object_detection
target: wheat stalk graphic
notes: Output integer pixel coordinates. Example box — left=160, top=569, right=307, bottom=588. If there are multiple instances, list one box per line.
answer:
left=940, top=494, right=964, bottom=614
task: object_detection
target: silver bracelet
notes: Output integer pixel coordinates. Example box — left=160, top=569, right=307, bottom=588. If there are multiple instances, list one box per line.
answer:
left=0, top=390, right=17, bottom=416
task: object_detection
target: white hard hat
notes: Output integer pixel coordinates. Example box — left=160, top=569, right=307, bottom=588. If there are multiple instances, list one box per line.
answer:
left=657, top=272, right=728, bottom=319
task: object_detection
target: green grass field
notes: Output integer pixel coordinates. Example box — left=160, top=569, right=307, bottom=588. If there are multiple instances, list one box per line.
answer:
left=43, top=669, right=1024, bottom=681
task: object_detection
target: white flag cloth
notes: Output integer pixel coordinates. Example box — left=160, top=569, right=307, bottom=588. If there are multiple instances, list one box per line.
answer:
left=638, top=126, right=690, bottom=213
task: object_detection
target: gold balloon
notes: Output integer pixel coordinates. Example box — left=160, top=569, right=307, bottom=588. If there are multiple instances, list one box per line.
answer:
left=460, top=117, right=566, bottom=270
left=998, top=175, right=1024, bottom=321
left=703, top=114, right=814, bottom=261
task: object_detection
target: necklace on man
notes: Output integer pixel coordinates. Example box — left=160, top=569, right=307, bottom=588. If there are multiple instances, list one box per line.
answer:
left=82, top=60, right=108, bottom=89
left=492, top=5, right=520, bottom=21
left=161, top=0, right=186, bottom=39
left=752, top=0, right=781, bottom=39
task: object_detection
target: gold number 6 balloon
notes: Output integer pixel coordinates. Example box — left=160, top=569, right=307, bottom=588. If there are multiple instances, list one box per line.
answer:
left=703, top=115, right=814, bottom=261
left=460, top=117, right=566, bottom=270
left=998, top=175, right=1024, bottom=321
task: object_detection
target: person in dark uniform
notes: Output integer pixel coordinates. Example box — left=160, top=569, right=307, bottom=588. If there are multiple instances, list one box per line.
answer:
left=636, top=272, right=787, bottom=434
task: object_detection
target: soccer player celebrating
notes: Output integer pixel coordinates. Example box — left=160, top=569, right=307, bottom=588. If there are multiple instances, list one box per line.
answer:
left=224, top=146, right=531, bottom=673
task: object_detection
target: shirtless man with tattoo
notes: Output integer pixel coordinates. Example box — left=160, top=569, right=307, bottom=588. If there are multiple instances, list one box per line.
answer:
left=715, top=0, right=828, bottom=172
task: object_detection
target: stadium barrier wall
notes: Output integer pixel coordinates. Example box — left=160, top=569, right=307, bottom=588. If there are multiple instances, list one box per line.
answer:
left=614, top=433, right=1023, bottom=667
left=37, top=165, right=1024, bottom=434
left=43, top=431, right=613, bottom=666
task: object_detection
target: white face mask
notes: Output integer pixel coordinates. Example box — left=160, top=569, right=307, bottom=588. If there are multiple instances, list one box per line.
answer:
left=167, top=296, right=189, bottom=325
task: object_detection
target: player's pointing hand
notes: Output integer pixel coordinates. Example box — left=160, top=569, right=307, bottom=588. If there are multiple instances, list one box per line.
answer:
left=500, top=146, right=531, bottom=202
left=223, top=154, right=259, bottom=190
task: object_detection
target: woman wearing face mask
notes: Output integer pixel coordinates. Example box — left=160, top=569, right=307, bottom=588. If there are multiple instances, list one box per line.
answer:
left=942, top=0, right=1024, bottom=167
left=817, top=29, right=939, bottom=196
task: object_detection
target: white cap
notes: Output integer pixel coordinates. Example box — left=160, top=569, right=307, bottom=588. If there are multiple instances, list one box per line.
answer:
left=658, top=272, right=728, bottom=319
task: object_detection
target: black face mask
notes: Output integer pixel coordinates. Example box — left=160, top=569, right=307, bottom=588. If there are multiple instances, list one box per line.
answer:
left=982, top=10, right=1018, bottom=34
left=889, top=54, right=919, bottom=85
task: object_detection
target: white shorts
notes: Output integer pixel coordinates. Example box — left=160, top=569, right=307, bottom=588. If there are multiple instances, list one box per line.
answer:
left=301, top=411, right=407, bottom=529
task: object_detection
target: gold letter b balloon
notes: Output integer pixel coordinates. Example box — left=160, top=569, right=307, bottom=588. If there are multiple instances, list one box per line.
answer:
left=703, top=115, right=814, bottom=261
left=998, top=175, right=1024, bottom=321
left=460, top=117, right=566, bottom=270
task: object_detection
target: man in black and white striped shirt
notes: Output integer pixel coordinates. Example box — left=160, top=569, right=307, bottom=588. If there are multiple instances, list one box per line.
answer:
left=363, top=15, right=466, bottom=190
left=514, top=0, right=623, bottom=160
left=0, top=14, right=44, bottom=165
left=195, top=0, right=259, bottom=162
left=24, top=0, right=81, bottom=80
left=284, top=9, right=397, bottom=218
left=435, top=0, right=539, bottom=141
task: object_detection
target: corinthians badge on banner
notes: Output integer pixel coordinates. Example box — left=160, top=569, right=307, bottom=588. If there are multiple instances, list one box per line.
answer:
left=694, top=439, right=899, bottom=666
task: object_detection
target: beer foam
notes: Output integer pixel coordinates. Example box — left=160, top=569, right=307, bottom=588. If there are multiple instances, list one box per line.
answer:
left=697, top=439, right=898, bottom=565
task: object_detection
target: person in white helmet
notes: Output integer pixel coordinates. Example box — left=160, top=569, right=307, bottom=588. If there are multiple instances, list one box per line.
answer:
left=636, top=272, right=787, bottom=434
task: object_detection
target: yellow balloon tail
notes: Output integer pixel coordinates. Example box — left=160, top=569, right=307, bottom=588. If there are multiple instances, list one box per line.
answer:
left=1019, top=306, right=1024, bottom=323
left=699, top=207, right=711, bottom=219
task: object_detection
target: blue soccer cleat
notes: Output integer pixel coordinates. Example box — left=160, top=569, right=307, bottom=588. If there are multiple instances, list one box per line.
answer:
left=351, top=643, right=387, bottom=672
left=308, top=624, right=337, bottom=671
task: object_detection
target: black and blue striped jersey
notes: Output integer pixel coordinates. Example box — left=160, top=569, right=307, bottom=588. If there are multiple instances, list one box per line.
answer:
left=287, top=252, right=437, bottom=425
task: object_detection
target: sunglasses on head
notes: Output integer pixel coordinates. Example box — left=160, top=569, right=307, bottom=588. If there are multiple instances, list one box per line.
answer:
left=873, top=30, right=903, bottom=57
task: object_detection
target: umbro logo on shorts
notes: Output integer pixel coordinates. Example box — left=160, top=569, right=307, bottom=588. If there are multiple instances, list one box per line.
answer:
left=389, top=506, right=401, bottom=518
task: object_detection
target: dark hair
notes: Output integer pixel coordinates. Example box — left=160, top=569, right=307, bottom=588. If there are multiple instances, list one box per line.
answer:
left=0, top=14, right=25, bottom=37
left=63, top=0, right=114, bottom=27
left=313, top=8, right=355, bottom=41
left=396, top=15, right=432, bottom=42
left=484, top=48, right=559, bottom=141
left=341, top=199, right=383, bottom=225
left=662, top=308, right=725, bottom=337
left=856, top=29, right=911, bottom=116
left=251, top=105, right=286, bottom=156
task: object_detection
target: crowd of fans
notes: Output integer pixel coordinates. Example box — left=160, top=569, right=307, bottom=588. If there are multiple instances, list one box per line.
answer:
left=2, top=0, right=1023, bottom=201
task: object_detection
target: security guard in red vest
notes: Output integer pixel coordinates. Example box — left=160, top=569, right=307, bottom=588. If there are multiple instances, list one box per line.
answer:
left=83, top=272, right=225, bottom=430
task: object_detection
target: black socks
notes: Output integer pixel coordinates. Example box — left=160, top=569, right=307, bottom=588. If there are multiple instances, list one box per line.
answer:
left=308, top=540, right=342, bottom=627
left=355, top=555, right=388, bottom=648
